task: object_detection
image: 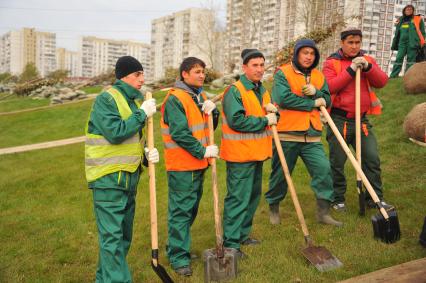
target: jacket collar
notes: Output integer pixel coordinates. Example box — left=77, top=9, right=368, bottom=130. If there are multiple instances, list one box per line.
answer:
left=114, top=80, right=143, bottom=100
left=240, top=74, right=263, bottom=91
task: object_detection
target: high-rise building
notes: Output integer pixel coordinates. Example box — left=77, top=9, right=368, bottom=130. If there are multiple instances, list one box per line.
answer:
left=151, top=8, right=217, bottom=81
left=0, top=28, right=56, bottom=77
left=56, top=48, right=81, bottom=77
left=81, top=36, right=151, bottom=80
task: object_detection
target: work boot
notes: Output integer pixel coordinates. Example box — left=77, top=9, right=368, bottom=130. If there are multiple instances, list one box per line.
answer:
left=269, top=203, right=281, bottom=225
left=316, top=199, right=343, bottom=227
left=174, top=266, right=192, bottom=276
left=332, top=203, right=347, bottom=212
left=240, top=238, right=260, bottom=245
left=367, top=199, right=394, bottom=210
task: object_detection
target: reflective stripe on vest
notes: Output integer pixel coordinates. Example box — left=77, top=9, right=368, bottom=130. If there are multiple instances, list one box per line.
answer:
left=85, top=87, right=142, bottom=182
left=219, top=80, right=272, bottom=162
left=160, top=88, right=209, bottom=171
left=276, top=64, right=324, bottom=132
left=331, top=57, right=382, bottom=115
left=413, top=15, right=425, bottom=47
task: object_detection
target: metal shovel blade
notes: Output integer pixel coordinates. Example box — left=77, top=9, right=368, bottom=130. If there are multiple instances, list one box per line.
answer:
left=203, top=248, right=238, bottom=282
left=301, top=245, right=343, bottom=272
left=371, top=207, right=401, bottom=244
left=151, top=261, right=174, bottom=283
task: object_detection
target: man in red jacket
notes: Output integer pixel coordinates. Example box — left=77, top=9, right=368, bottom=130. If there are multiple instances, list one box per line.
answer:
left=322, top=28, right=393, bottom=212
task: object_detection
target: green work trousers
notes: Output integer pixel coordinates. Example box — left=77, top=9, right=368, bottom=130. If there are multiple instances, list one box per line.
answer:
left=166, top=169, right=206, bottom=269
left=223, top=161, right=263, bottom=250
left=93, top=188, right=137, bottom=283
left=265, top=141, right=334, bottom=205
left=390, top=42, right=418, bottom=78
left=326, top=115, right=383, bottom=203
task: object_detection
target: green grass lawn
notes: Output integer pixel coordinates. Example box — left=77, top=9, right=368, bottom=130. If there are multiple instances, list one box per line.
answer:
left=0, top=79, right=425, bottom=282
left=0, top=96, right=50, bottom=113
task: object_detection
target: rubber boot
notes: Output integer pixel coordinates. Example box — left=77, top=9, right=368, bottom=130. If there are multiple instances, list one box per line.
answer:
left=269, top=203, right=280, bottom=225
left=316, top=199, right=343, bottom=227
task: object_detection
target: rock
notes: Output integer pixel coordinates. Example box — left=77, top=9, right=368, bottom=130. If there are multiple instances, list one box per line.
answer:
left=403, top=102, right=426, bottom=143
left=211, top=78, right=225, bottom=89
left=223, top=73, right=238, bottom=85
left=403, top=62, right=426, bottom=94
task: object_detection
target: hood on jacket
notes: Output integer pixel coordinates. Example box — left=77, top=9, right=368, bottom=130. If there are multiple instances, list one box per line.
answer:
left=292, top=39, right=320, bottom=73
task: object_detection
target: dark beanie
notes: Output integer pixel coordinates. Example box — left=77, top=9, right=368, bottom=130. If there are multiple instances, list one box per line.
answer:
left=341, top=27, right=363, bottom=40
left=241, top=49, right=265, bottom=65
left=115, top=56, right=143, bottom=79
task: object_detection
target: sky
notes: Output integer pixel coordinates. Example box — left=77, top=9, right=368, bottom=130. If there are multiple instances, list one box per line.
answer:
left=0, top=0, right=226, bottom=51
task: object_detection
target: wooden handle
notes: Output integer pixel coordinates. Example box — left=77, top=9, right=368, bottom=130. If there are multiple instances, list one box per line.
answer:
left=320, top=107, right=390, bottom=219
left=208, top=114, right=223, bottom=248
left=271, top=125, right=310, bottom=238
left=355, top=68, right=362, bottom=184
left=146, top=92, right=159, bottom=252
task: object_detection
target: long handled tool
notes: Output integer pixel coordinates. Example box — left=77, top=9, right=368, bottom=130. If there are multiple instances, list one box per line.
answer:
left=355, top=68, right=366, bottom=216
left=271, top=125, right=343, bottom=272
left=320, top=106, right=401, bottom=243
left=203, top=114, right=238, bottom=282
left=146, top=92, right=174, bottom=283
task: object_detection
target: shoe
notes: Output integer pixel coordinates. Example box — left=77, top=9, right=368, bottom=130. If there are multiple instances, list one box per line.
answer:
left=190, top=253, right=198, bottom=260
left=174, top=266, right=192, bottom=276
left=241, top=238, right=260, bottom=245
left=317, top=199, right=343, bottom=227
left=367, top=200, right=394, bottom=210
left=332, top=203, right=347, bottom=212
left=269, top=203, right=281, bottom=225
left=235, top=249, right=247, bottom=259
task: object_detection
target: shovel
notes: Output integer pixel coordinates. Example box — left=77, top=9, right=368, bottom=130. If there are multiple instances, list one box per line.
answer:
left=320, top=106, right=401, bottom=244
left=146, top=92, right=174, bottom=283
left=203, top=114, right=238, bottom=282
left=271, top=125, right=343, bottom=272
left=355, top=68, right=366, bottom=216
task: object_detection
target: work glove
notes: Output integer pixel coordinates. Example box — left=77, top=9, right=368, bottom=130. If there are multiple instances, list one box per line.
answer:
left=144, top=147, right=160, bottom=164
left=264, top=103, right=278, bottom=113
left=302, top=84, right=316, bottom=96
left=319, top=112, right=328, bottom=125
left=201, top=100, right=216, bottom=115
left=314, top=98, right=326, bottom=108
left=204, top=145, right=219, bottom=158
left=265, top=113, right=277, bottom=126
left=351, top=57, right=369, bottom=71
left=140, top=98, right=157, bottom=118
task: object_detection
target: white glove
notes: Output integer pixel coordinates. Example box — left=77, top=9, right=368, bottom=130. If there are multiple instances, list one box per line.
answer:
left=201, top=100, right=216, bottom=115
left=264, top=103, right=278, bottom=113
left=302, top=84, right=316, bottom=96
left=319, top=112, right=328, bottom=125
left=265, top=113, right=277, bottom=125
left=144, top=147, right=159, bottom=163
left=204, top=145, right=219, bottom=158
left=314, top=98, right=326, bottom=107
left=140, top=98, right=156, bottom=118
left=351, top=57, right=369, bottom=71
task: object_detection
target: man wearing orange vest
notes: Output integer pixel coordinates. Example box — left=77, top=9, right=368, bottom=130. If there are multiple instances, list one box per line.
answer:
left=161, top=57, right=219, bottom=276
left=323, top=28, right=393, bottom=212
left=265, top=39, right=342, bottom=227
left=220, top=49, right=276, bottom=257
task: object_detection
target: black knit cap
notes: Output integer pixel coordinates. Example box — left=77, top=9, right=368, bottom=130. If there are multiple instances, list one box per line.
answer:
left=115, top=56, right=143, bottom=79
left=241, top=49, right=265, bottom=65
left=341, top=27, right=363, bottom=40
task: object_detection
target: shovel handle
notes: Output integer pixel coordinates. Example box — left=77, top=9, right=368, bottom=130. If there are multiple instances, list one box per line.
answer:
left=208, top=114, right=224, bottom=251
left=355, top=68, right=366, bottom=215
left=320, top=106, right=389, bottom=220
left=271, top=125, right=310, bottom=238
left=146, top=92, right=160, bottom=257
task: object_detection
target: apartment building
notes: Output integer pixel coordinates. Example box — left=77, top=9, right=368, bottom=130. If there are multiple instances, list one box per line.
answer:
left=56, top=48, right=81, bottom=77
left=151, top=8, right=217, bottom=81
left=0, top=28, right=56, bottom=77
left=81, top=36, right=151, bottom=80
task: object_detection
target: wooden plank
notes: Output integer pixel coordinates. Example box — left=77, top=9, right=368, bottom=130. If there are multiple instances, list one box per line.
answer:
left=0, top=136, right=85, bottom=155
left=339, top=257, right=426, bottom=283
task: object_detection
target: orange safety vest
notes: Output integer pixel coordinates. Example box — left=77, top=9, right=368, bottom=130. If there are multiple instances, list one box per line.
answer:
left=220, top=80, right=272, bottom=162
left=160, top=88, right=209, bottom=171
left=330, top=56, right=382, bottom=115
left=413, top=15, right=425, bottom=47
left=276, top=64, right=324, bottom=132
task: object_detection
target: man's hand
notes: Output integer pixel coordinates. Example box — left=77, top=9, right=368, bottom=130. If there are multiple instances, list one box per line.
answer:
left=351, top=57, right=369, bottom=70
left=264, top=103, right=278, bottom=113
left=140, top=98, right=156, bottom=118
left=319, top=112, right=328, bottom=125
left=201, top=100, right=216, bottom=115
left=204, top=145, right=219, bottom=158
left=265, top=113, right=277, bottom=125
left=144, top=147, right=160, bottom=163
left=314, top=98, right=326, bottom=107
left=302, top=84, right=316, bottom=96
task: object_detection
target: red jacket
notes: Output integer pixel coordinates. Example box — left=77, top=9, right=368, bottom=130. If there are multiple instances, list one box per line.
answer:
left=323, top=50, right=388, bottom=117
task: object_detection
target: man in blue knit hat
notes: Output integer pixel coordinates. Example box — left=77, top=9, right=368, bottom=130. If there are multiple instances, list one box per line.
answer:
left=265, top=39, right=342, bottom=227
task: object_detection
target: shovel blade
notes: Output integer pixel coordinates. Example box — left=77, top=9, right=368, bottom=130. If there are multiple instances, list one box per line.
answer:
left=203, top=248, right=238, bottom=282
left=371, top=207, right=401, bottom=244
left=301, top=245, right=343, bottom=272
left=151, top=261, right=174, bottom=283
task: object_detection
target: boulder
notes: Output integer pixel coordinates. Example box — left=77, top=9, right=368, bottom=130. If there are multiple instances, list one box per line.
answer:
left=211, top=78, right=225, bottom=89
left=403, top=102, right=426, bottom=143
left=403, top=62, right=426, bottom=94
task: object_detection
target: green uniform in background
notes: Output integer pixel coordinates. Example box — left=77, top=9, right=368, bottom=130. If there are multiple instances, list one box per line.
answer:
left=87, top=80, right=147, bottom=283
